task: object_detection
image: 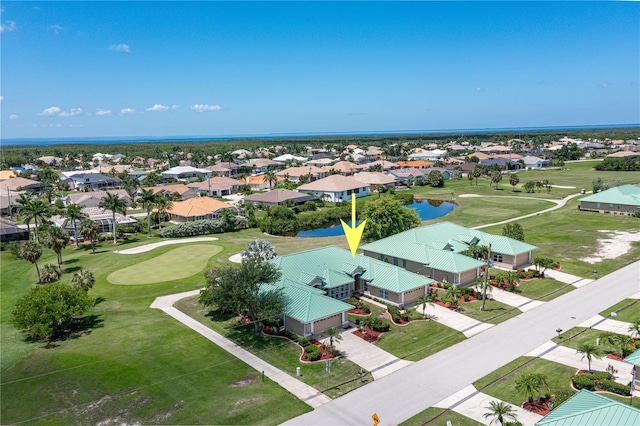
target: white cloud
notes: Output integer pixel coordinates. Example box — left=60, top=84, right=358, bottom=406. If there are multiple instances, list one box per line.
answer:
left=109, top=44, right=130, bottom=53
left=599, top=82, right=609, bottom=88
left=191, top=104, right=222, bottom=113
left=47, top=24, right=64, bottom=34
left=145, top=104, right=169, bottom=112
left=9, top=114, right=19, bottom=120
left=58, top=108, right=82, bottom=117
left=171, top=104, right=178, bottom=110
left=0, top=95, right=3, bottom=102
left=475, top=87, right=482, bottom=92
left=120, top=108, right=136, bottom=115
left=39, top=106, right=62, bottom=116
left=95, top=108, right=112, bottom=116
left=0, top=20, right=17, bottom=33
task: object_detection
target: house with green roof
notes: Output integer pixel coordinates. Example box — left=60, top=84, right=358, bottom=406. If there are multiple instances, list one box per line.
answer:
left=536, top=389, right=640, bottom=425
left=624, top=348, right=640, bottom=392
left=361, top=221, right=537, bottom=285
left=265, top=246, right=433, bottom=336
left=579, top=184, right=640, bottom=215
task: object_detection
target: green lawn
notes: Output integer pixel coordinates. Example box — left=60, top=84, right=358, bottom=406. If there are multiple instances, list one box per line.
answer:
left=456, top=299, right=521, bottom=324
left=401, top=407, right=482, bottom=426
left=174, top=295, right=369, bottom=398
left=600, top=299, right=640, bottom=324
left=551, top=327, right=626, bottom=353
left=107, top=244, right=222, bottom=284
left=376, top=320, right=466, bottom=362
left=516, top=278, right=575, bottom=301
left=473, top=357, right=577, bottom=407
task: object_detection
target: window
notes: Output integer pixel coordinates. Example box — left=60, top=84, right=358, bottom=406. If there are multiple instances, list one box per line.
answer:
left=402, top=259, right=407, bottom=268
left=379, top=289, right=389, bottom=299
left=393, top=257, right=398, bottom=266
left=492, top=253, right=503, bottom=263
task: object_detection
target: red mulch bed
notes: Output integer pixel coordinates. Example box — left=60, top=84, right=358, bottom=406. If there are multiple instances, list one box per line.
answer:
left=348, top=308, right=371, bottom=316
left=522, top=399, right=551, bottom=416
left=301, top=341, right=338, bottom=362
left=606, top=353, right=625, bottom=361
left=353, top=327, right=382, bottom=343
left=434, top=300, right=460, bottom=310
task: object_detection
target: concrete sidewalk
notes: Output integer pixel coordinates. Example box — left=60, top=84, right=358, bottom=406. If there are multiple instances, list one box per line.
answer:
left=579, top=314, right=635, bottom=336
left=544, top=268, right=593, bottom=288
left=150, top=290, right=331, bottom=409
left=434, top=385, right=543, bottom=426
left=527, top=341, right=633, bottom=385
left=335, top=329, right=413, bottom=380
left=489, top=287, right=545, bottom=312
left=418, top=303, right=494, bottom=337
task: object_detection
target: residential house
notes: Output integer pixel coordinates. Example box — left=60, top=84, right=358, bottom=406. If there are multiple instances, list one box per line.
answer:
left=366, top=160, right=400, bottom=171
left=521, top=155, right=550, bottom=169
left=242, top=175, right=273, bottom=191
left=361, top=221, right=537, bottom=285
left=578, top=184, right=640, bottom=215
left=206, top=161, right=242, bottom=176
left=187, top=176, right=243, bottom=197
left=265, top=246, right=434, bottom=336
left=62, top=173, right=121, bottom=191
left=323, top=161, right=362, bottom=176
left=408, top=149, right=447, bottom=161
left=0, top=170, right=18, bottom=180
left=306, top=157, right=337, bottom=167
left=606, top=151, right=640, bottom=159
left=535, top=389, right=640, bottom=426
left=0, top=190, right=20, bottom=216
left=276, top=166, right=328, bottom=183
left=243, top=158, right=282, bottom=174
left=425, top=167, right=462, bottom=180
left=166, top=197, right=239, bottom=222
left=625, top=348, right=640, bottom=391
left=144, top=184, right=197, bottom=201
left=63, top=189, right=132, bottom=208
left=37, top=156, right=63, bottom=166
left=387, top=168, right=428, bottom=186
left=272, top=154, right=308, bottom=163
left=480, top=145, right=512, bottom=154
left=353, top=171, right=397, bottom=189
left=161, top=166, right=212, bottom=182
left=480, top=157, right=523, bottom=171
left=297, top=175, right=370, bottom=203
left=0, top=217, right=29, bottom=242
left=51, top=206, right=137, bottom=235
left=243, top=189, right=318, bottom=207
left=0, top=177, right=47, bottom=192
left=395, top=160, right=433, bottom=169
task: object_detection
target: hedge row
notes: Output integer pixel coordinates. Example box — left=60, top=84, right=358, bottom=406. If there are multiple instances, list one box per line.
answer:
left=572, top=372, right=631, bottom=396
left=160, top=217, right=247, bottom=237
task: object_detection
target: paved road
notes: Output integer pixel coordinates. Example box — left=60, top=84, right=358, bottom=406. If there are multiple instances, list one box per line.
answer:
left=284, top=261, right=639, bottom=426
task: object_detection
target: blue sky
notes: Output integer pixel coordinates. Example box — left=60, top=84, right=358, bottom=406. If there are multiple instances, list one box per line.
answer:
left=1, top=1, right=638, bottom=140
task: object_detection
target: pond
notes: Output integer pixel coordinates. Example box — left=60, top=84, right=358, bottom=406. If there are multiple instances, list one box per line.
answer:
left=294, top=199, right=457, bottom=238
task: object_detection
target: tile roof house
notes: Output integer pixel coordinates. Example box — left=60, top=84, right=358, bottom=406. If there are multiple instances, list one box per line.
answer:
left=243, top=189, right=318, bottom=207
left=264, top=246, right=434, bottom=336
left=51, top=206, right=137, bottom=235
left=395, top=160, right=434, bottom=169
left=206, top=161, right=242, bottom=176
left=0, top=170, right=18, bottom=180
left=297, top=175, right=370, bottom=203
left=62, top=173, right=121, bottom=191
left=186, top=176, right=243, bottom=197
left=144, top=184, right=197, bottom=201
left=387, top=168, right=428, bottom=185
left=521, top=155, right=550, bottom=169
left=579, top=184, right=640, bottom=215
left=161, top=166, right=212, bottom=182
left=243, top=158, right=283, bottom=173
left=166, top=197, right=239, bottom=222
left=63, top=189, right=132, bottom=208
left=322, top=161, right=362, bottom=176
left=353, top=171, right=397, bottom=188
left=535, top=389, right=640, bottom=426
left=361, top=221, right=537, bottom=285
left=0, top=177, right=48, bottom=192
left=276, top=166, right=328, bottom=183
left=366, top=160, right=400, bottom=171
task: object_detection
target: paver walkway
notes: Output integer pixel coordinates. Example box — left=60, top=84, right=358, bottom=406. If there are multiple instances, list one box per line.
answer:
left=527, top=341, right=633, bottom=385
left=115, top=237, right=219, bottom=254
left=434, top=385, right=543, bottom=426
left=150, top=290, right=331, bottom=409
left=488, top=287, right=545, bottom=312
left=418, top=303, right=494, bottom=337
left=335, top=329, right=413, bottom=380
left=579, top=314, right=636, bottom=336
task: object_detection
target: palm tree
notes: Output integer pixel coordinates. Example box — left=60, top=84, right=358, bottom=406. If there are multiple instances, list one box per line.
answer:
left=41, top=225, right=70, bottom=266
left=16, top=195, right=50, bottom=242
left=154, top=197, right=173, bottom=228
left=62, top=204, right=87, bottom=249
left=415, top=294, right=434, bottom=319
left=137, top=188, right=158, bottom=237
left=79, top=219, right=100, bottom=254
left=18, top=240, right=43, bottom=283
left=598, top=331, right=634, bottom=358
left=509, top=174, right=519, bottom=191
left=483, top=400, right=519, bottom=425
left=359, top=316, right=375, bottom=335
left=241, top=239, right=277, bottom=263
left=515, top=372, right=548, bottom=403
left=40, top=263, right=63, bottom=283
left=15, top=193, right=34, bottom=239
left=577, top=342, right=603, bottom=372
left=263, top=171, right=278, bottom=190
left=628, top=320, right=640, bottom=339
left=325, top=327, right=343, bottom=355
left=98, top=192, right=128, bottom=244
left=72, top=269, right=95, bottom=291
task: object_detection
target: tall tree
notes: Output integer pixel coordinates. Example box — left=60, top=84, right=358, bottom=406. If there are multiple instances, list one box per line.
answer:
left=199, top=260, right=284, bottom=332
left=325, top=327, right=343, bottom=355
left=137, top=188, right=158, bottom=237
left=577, top=342, right=603, bottom=373
left=242, top=239, right=277, bottom=263
left=416, top=294, right=434, bottom=319
left=491, top=171, right=503, bottom=189
left=472, top=166, right=483, bottom=185
left=18, top=240, right=44, bottom=283
left=515, top=373, right=540, bottom=403
left=263, top=171, right=278, bottom=189
left=598, top=332, right=634, bottom=358
left=509, top=174, right=519, bottom=191
left=71, top=269, right=95, bottom=291
left=483, top=400, right=518, bottom=425
left=427, top=170, right=444, bottom=187
left=628, top=320, right=640, bottom=339
left=40, top=264, right=63, bottom=283
left=98, top=192, right=128, bottom=244
left=63, top=204, right=87, bottom=249
left=41, top=225, right=70, bottom=266
left=153, top=196, right=173, bottom=228
left=79, top=219, right=100, bottom=254
left=17, top=196, right=50, bottom=243
left=362, top=197, right=420, bottom=242
left=502, top=222, right=525, bottom=241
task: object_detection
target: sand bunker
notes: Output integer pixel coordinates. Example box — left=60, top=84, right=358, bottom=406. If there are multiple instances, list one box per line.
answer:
left=580, top=230, right=639, bottom=263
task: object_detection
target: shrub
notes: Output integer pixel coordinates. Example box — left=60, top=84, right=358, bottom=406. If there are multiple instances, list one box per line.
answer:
left=369, top=318, right=390, bottom=332
left=298, top=337, right=310, bottom=347
left=160, top=217, right=247, bottom=238
left=361, top=304, right=371, bottom=314
left=572, top=374, right=595, bottom=391
left=283, top=330, right=299, bottom=342
left=598, top=379, right=631, bottom=396
left=387, top=306, right=402, bottom=323
left=304, top=344, right=321, bottom=361
left=393, top=193, right=414, bottom=205
left=591, top=371, right=613, bottom=381
left=344, top=297, right=359, bottom=306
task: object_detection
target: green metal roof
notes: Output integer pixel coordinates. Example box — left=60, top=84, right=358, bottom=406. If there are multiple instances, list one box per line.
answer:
left=579, top=184, right=640, bottom=206
left=624, top=348, right=640, bottom=366
left=361, top=221, right=536, bottom=272
left=536, top=389, right=640, bottom=426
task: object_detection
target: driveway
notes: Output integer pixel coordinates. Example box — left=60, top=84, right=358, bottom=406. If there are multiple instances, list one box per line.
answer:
left=580, top=314, right=635, bottom=335
left=419, top=303, right=494, bottom=337
left=335, top=329, right=413, bottom=380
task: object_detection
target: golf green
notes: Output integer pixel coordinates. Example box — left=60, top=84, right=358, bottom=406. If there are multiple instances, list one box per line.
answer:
left=107, top=245, right=222, bottom=285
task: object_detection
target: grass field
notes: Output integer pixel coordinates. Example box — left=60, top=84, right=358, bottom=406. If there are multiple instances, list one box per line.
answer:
left=516, top=278, right=575, bottom=301
left=551, top=327, right=627, bottom=352
left=456, top=299, right=521, bottom=324
left=401, top=407, right=482, bottom=426
left=599, top=299, right=640, bottom=324
left=107, top=244, right=222, bottom=284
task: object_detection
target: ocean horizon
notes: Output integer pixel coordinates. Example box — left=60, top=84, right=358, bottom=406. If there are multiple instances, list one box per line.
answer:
left=1, top=123, right=638, bottom=147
